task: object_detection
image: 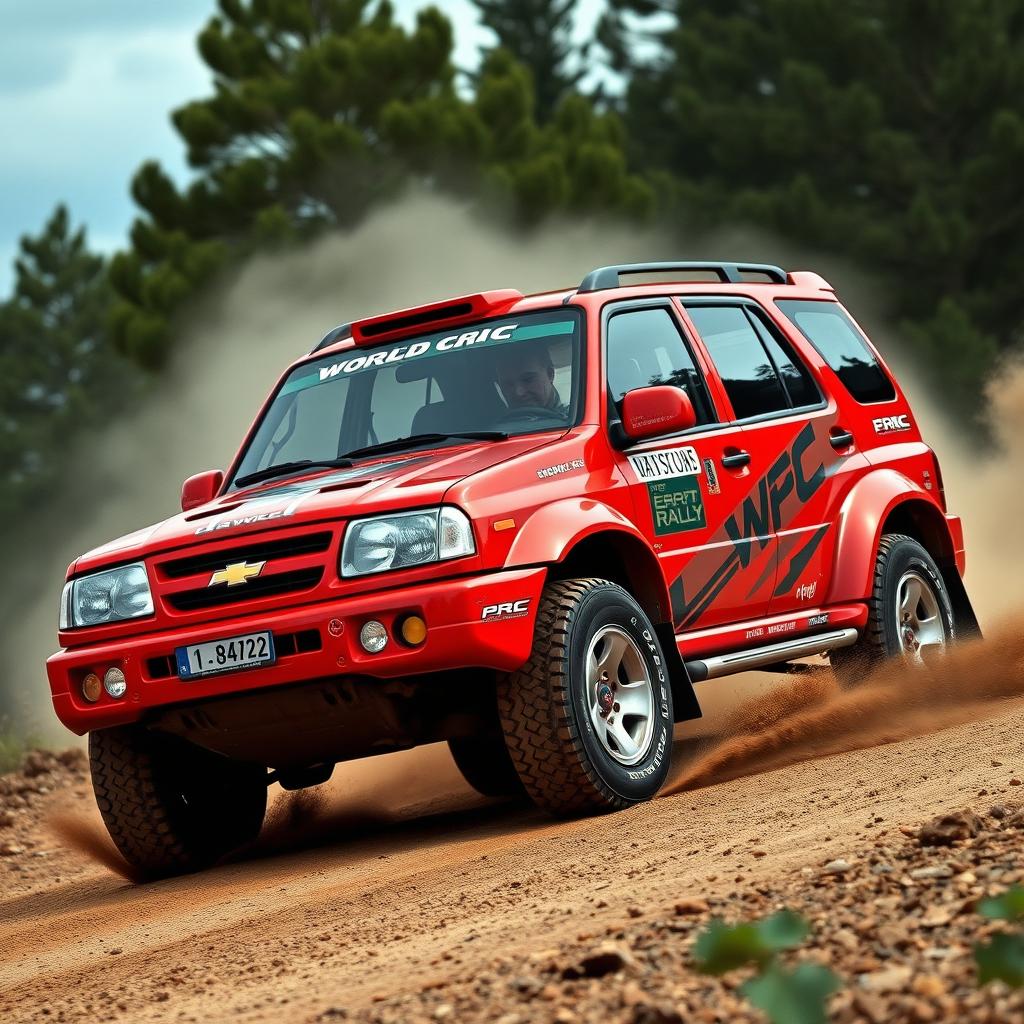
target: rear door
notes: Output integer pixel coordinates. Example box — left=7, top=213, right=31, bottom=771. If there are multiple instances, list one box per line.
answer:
left=605, top=301, right=776, bottom=630
left=679, top=299, right=850, bottom=620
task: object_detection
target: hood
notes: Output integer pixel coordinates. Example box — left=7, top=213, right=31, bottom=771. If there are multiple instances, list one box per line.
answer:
left=74, top=435, right=553, bottom=575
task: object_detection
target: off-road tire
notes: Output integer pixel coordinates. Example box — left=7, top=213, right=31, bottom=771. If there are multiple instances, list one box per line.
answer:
left=89, top=725, right=267, bottom=879
left=831, top=533, right=955, bottom=687
left=496, top=578, right=673, bottom=817
left=447, top=735, right=525, bottom=798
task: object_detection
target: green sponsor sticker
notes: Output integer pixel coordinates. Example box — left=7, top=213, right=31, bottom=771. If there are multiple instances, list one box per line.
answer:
left=648, top=476, right=705, bottom=535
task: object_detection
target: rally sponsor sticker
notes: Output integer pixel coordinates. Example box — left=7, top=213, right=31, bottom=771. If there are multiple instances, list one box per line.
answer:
left=627, top=446, right=702, bottom=483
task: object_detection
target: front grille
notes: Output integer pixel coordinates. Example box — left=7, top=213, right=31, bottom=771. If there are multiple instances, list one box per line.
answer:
left=160, top=532, right=332, bottom=579
left=146, top=628, right=322, bottom=680
left=165, top=568, right=324, bottom=612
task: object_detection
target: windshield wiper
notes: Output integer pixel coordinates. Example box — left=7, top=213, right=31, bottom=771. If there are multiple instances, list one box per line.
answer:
left=341, top=432, right=508, bottom=460
left=234, top=458, right=354, bottom=489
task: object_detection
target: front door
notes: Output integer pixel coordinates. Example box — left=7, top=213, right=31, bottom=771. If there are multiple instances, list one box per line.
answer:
left=605, top=302, right=776, bottom=631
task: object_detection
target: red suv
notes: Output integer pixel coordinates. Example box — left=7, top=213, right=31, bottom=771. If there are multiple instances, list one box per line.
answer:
left=47, top=262, right=978, bottom=876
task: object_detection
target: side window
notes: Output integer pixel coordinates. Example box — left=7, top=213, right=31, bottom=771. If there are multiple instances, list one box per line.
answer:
left=686, top=305, right=789, bottom=420
left=606, top=307, right=715, bottom=424
left=775, top=299, right=897, bottom=404
left=262, top=377, right=351, bottom=468
left=746, top=308, right=821, bottom=409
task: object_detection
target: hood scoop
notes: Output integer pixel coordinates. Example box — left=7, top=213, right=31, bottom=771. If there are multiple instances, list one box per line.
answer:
left=318, top=478, right=376, bottom=495
left=185, top=502, right=244, bottom=522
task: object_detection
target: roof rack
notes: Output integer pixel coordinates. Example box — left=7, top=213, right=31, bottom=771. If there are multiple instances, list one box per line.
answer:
left=577, top=262, right=788, bottom=293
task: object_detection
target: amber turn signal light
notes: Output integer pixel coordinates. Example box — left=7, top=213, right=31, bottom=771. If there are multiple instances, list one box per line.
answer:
left=81, top=673, right=102, bottom=703
left=399, top=615, right=427, bottom=646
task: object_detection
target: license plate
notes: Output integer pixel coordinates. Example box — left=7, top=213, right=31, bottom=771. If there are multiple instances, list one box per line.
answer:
left=175, top=631, right=275, bottom=680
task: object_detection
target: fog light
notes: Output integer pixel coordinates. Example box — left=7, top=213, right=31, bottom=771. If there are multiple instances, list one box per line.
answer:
left=103, top=667, right=127, bottom=699
left=399, top=615, right=427, bottom=646
left=359, top=620, right=388, bottom=653
left=81, top=673, right=102, bottom=703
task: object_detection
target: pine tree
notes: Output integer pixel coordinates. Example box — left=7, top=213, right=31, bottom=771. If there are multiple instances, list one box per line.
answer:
left=110, top=0, right=651, bottom=370
left=0, top=206, right=133, bottom=525
left=605, top=0, right=1021, bottom=414
left=469, top=0, right=584, bottom=121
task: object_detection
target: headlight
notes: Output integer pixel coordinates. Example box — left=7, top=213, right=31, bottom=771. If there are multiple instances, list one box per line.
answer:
left=59, top=562, right=154, bottom=629
left=341, top=507, right=475, bottom=578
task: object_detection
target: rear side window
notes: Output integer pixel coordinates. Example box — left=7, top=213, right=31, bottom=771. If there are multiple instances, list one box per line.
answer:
left=775, top=299, right=896, bottom=404
left=606, top=307, right=715, bottom=424
left=686, top=305, right=791, bottom=419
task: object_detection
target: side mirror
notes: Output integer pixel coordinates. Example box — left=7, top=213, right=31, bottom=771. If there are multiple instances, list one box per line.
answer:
left=621, top=386, right=697, bottom=443
left=181, top=470, right=224, bottom=512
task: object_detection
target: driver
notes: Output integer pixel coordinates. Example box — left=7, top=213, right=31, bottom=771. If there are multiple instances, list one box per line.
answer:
left=495, top=341, right=569, bottom=417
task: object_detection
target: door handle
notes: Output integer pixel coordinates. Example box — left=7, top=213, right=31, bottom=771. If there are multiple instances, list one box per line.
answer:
left=721, top=449, right=750, bottom=469
left=829, top=429, right=855, bottom=450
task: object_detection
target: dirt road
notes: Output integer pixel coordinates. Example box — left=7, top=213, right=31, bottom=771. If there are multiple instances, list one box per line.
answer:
left=2, top=663, right=1024, bottom=1024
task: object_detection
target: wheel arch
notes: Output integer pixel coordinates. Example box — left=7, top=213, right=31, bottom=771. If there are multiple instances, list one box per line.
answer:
left=827, top=470, right=978, bottom=636
left=505, top=501, right=701, bottom=722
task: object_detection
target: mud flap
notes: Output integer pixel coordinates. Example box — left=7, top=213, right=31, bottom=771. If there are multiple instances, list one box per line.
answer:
left=655, top=622, right=702, bottom=722
left=942, top=565, right=982, bottom=642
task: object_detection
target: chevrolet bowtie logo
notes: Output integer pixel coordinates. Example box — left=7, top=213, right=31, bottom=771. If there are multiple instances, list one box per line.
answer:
left=208, top=560, right=266, bottom=588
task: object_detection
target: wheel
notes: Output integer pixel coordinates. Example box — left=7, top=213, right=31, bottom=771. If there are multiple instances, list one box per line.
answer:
left=447, top=734, right=525, bottom=798
left=496, top=578, right=674, bottom=817
left=89, top=725, right=267, bottom=879
left=831, top=533, right=954, bottom=687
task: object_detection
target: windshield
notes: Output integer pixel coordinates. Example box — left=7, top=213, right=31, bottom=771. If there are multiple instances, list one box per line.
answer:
left=229, top=308, right=584, bottom=489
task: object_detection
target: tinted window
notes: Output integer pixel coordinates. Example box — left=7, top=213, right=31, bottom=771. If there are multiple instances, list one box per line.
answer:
left=775, top=299, right=896, bottom=403
left=606, top=308, right=715, bottom=424
left=686, top=305, right=789, bottom=419
left=746, top=308, right=821, bottom=408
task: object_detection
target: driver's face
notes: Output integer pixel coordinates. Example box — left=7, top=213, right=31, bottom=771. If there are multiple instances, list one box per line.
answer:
left=498, top=355, right=556, bottom=409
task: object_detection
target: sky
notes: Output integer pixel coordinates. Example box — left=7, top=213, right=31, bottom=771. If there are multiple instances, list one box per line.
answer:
left=0, top=0, right=607, bottom=298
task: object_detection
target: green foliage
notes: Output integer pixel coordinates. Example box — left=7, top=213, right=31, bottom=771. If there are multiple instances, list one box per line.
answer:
left=694, top=910, right=810, bottom=973
left=606, top=0, right=1024, bottom=415
left=975, top=933, right=1024, bottom=988
left=979, top=887, right=1024, bottom=923
left=693, top=911, right=838, bottom=1024
left=111, top=1, right=649, bottom=369
left=0, top=206, right=138, bottom=528
left=742, top=962, right=840, bottom=1024
left=469, top=0, right=584, bottom=121
left=975, top=887, right=1024, bottom=989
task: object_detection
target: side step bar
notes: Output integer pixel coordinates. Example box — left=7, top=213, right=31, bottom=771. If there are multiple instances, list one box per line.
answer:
left=684, top=628, right=859, bottom=682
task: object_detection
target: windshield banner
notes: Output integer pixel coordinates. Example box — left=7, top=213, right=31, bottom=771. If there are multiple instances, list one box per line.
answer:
left=282, top=319, right=575, bottom=396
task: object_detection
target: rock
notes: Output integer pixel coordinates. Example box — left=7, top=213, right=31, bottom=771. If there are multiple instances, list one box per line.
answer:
left=910, top=865, right=953, bottom=880
left=0, top=841, right=24, bottom=856
left=554, top=1010, right=576, bottom=1024
left=853, top=990, right=890, bottom=1024
left=673, top=899, right=709, bottom=916
left=823, top=858, right=853, bottom=875
left=990, top=805, right=1009, bottom=819
left=631, top=1007, right=683, bottom=1024
left=565, top=943, right=639, bottom=980
left=917, top=810, right=983, bottom=846
left=919, top=907, right=952, bottom=928
left=0, top=811, right=15, bottom=828
left=911, top=975, right=947, bottom=998
left=432, top=1005, right=453, bottom=1021
left=860, top=964, right=912, bottom=992
left=627, top=906, right=643, bottom=919
left=1012, top=779, right=1023, bottom=787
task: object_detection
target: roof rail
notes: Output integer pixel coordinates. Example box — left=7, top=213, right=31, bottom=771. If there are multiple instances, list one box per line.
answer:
left=577, top=261, right=788, bottom=293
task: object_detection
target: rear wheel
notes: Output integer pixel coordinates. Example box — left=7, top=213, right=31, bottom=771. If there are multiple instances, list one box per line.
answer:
left=497, top=578, right=673, bottom=816
left=447, top=735, right=525, bottom=798
left=89, top=725, right=267, bottom=879
left=831, top=533, right=954, bottom=687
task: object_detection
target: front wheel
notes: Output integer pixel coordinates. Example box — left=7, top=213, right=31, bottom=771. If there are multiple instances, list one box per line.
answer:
left=90, top=726, right=267, bottom=879
left=497, top=578, right=674, bottom=817
left=831, top=533, right=954, bottom=687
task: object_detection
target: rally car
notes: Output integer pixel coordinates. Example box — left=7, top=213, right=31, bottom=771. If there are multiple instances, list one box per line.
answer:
left=47, top=261, right=978, bottom=876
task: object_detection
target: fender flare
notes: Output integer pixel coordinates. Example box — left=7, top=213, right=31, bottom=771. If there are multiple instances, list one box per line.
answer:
left=826, top=469, right=957, bottom=605
left=505, top=497, right=655, bottom=579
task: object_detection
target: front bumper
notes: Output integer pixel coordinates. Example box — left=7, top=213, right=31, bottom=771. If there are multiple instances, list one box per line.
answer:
left=47, top=567, right=547, bottom=735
